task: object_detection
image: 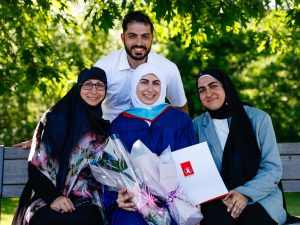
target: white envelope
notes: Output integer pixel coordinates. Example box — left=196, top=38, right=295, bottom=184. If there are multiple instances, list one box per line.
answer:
left=172, top=142, right=228, bottom=205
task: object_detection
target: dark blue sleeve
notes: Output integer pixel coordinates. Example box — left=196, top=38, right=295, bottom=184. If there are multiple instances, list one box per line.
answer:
left=109, top=115, right=149, bottom=153
left=173, top=111, right=198, bottom=150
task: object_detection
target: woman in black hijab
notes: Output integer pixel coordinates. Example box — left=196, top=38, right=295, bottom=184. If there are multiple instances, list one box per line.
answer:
left=12, top=67, right=110, bottom=225
left=193, top=68, right=286, bottom=225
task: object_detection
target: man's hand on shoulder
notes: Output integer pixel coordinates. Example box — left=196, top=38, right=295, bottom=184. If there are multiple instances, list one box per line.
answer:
left=13, top=139, right=32, bottom=149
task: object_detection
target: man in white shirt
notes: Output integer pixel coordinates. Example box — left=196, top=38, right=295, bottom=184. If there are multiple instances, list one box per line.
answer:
left=94, top=11, right=188, bottom=121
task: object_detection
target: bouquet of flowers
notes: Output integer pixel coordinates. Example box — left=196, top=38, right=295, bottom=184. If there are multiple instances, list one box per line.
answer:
left=129, top=140, right=203, bottom=225
left=90, top=136, right=171, bottom=225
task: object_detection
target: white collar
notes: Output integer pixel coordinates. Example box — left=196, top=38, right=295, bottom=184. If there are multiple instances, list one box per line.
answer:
left=118, top=48, right=131, bottom=71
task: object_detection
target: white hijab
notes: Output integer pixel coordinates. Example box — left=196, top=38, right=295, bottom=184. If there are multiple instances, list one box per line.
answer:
left=131, top=63, right=167, bottom=110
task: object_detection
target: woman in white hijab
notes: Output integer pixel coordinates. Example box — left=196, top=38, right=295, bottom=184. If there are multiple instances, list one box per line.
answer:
left=130, top=62, right=167, bottom=110
left=104, top=62, right=198, bottom=225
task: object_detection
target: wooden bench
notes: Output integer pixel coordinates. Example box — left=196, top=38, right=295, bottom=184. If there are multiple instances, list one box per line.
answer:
left=0, top=146, right=29, bottom=198
left=278, top=143, right=300, bottom=192
left=1, top=143, right=300, bottom=224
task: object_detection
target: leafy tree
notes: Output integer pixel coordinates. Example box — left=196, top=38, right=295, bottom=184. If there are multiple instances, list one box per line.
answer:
left=0, top=0, right=118, bottom=145
left=165, top=8, right=299, bottom=142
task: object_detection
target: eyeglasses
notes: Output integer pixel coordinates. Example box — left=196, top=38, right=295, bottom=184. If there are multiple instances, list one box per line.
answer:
left=82, top=81, right=106, bottom=91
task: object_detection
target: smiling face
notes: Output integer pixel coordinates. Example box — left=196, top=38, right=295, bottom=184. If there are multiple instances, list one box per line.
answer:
left=121, top=22, right=153, bottom=63
left=136, top=73, right=161, bottom=105
left=80, top=79, right=106, bottom=106
left=197, top=75, right=226, bottom=110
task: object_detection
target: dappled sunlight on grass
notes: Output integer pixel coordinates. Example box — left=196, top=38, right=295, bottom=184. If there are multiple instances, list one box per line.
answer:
left=1, top=198, right=19, bottom=225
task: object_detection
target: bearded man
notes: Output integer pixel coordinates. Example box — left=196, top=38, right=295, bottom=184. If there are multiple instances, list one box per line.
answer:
left=94, top=11, right=188, bottom=121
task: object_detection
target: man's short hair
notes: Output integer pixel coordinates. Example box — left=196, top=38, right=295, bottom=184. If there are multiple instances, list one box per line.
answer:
left=122, top=11, right=154, bottom=34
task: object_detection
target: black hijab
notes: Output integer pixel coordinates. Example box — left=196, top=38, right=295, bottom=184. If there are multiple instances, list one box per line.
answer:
left=12, top=67, right=110, bottom=225
left=41, top=67, right=110, bottom=190
left=196, top=68, right=261, bottom=190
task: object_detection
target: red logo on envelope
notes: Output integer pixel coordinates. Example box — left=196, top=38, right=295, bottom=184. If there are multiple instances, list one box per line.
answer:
left=180, top=161, right=194, bottom=177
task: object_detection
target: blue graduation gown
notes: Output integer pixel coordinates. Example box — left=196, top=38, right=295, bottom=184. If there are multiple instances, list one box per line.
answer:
left=103, top=106, right=197, bottom=225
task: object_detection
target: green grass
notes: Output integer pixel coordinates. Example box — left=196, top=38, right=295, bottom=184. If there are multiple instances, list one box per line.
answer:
left=1, top=194, right=299, bottom=225
left=285, top=193, right=300, bottom=216
left=1, top=198, right=19, bottom=225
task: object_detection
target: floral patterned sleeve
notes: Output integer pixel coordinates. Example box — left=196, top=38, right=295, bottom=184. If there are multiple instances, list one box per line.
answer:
left=28, top=163, right=61, bottom=204
left=27, top=118, right=62, bottom=204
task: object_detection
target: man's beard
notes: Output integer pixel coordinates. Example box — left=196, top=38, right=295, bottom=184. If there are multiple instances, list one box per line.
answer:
left=124, top=44, right=151, bottom=61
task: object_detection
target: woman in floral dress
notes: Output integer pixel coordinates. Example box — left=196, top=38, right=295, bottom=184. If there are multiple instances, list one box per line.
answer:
left=12, top=67, right=110, bottom=225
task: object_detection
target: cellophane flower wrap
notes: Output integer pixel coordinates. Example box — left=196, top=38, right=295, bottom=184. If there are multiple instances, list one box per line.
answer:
left=90, top=136, right=171, bottom=225
left=130, top=140, right=203, bottom=225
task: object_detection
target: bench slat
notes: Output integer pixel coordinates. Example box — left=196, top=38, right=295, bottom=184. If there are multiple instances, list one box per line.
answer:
left=4, top=147, right=29, bottom=159
left=281, top=155, right=300, bottom=179
left=3, top=159, right=28, bottom=184
left=2, top=184, right=25, bottom=198
left=282, top=180, right=300, bottom=193
left=278, top=143, right=300, bottom=155
left=0, top=145, right=4, bottom=196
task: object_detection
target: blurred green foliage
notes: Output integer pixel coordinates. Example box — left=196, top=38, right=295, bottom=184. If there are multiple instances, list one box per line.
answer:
left=0, top=0, right=299, bottom=145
